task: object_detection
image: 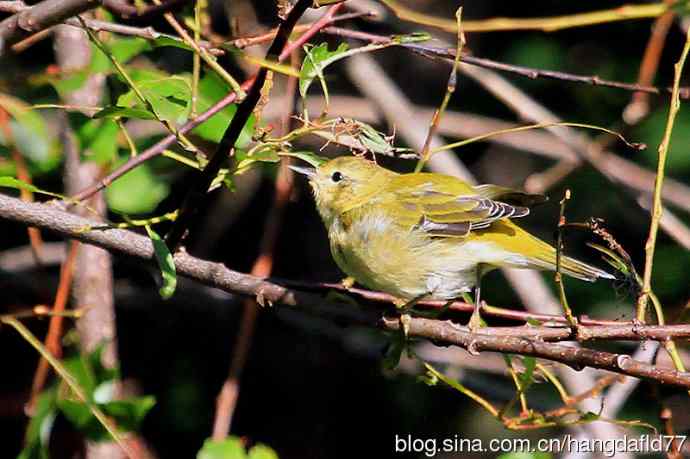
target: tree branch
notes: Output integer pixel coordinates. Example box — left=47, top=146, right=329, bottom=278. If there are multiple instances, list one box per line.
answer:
left=0, top=0, right=100, bottom=52
left=164, top=0, right=313, bottom=249
left=2, top=193, right=690, bottom=387
left=102, top=0, right=189, bottom=21
left=382, top=317, right=690, bottom=388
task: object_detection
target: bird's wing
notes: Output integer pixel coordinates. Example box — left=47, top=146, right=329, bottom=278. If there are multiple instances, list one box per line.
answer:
left=383, top=174, right=542, bottom=238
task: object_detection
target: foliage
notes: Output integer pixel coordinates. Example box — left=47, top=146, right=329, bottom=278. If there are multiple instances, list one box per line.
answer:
left=18, top=345, right=155, bottom=458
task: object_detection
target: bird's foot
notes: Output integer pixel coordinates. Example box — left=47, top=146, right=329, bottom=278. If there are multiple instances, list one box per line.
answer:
left=466, top=339, right=480, bottom=356
left=467, top=301, right=486, bottom=333
left=340, top=276, right=356, bottom=290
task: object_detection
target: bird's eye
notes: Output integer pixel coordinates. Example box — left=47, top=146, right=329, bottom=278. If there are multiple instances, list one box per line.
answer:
left=331, top=171, right=343, bottom=183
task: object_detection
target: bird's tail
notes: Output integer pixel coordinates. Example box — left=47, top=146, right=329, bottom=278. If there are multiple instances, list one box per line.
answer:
left=482, top=221, right=616, bottom=282
left=555, top=255, right=616, bottom=282
left=509, top=223, right=615, bottom=282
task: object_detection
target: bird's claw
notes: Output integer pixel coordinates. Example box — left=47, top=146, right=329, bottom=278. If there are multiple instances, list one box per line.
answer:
left=467, top=302, right=486, bottom=332
left=467, top=339, right=480, bottom=356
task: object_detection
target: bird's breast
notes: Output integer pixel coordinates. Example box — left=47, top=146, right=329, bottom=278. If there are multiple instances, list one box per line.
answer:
left=327, top=210, right=479, bottom=299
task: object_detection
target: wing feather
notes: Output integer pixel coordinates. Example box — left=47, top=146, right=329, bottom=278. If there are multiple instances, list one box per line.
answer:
left=380, top=175, right=537, bottom=238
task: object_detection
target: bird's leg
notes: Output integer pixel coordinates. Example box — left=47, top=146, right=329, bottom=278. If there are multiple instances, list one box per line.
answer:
left=467, top=268, right=485, bottom=332
left=394, top=293, right=428, bottom=338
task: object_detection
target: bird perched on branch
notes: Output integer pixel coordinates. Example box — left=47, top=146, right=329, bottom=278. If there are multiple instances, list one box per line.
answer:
left=291, top=156, right=614, bottom=329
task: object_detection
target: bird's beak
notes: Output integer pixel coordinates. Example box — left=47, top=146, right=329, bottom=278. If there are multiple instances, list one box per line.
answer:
left=288, top=165, right=317, bottom=178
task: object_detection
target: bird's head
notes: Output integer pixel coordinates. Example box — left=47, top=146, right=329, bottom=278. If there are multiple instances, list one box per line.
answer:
left=290, top=156, right=394, bottom=222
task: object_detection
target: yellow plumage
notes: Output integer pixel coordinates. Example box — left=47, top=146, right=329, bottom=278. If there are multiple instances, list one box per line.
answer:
left=292, top=156, right=613, bottom=302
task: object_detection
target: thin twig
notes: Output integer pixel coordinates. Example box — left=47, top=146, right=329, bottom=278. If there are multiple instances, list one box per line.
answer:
left=0, top=108, right=43, bottom=260
left=164, top=0, right=315, bottom=249
left=0, top=0, right=100, bottom=51
left=556, top=190, right=577, bottom=326
left=102, top=0, right=189, bottom=21
left=27, top=241, right=79, bottom=411
left=636, top=24, right=690, bottom=322
left=380, top=0, right=669, bottom=33
left=1, top=316, right=133, bottom=457
left=415, top=7, right=464, bottom=172
left=210, top=28, right=310, bottom=440
left=6, top=178, right=690, bottom=387
left=623, top=0, right=677, bottom=124
left=71, top=0, right=342, bottom=203
left=406, top=44, right=690, bottom=100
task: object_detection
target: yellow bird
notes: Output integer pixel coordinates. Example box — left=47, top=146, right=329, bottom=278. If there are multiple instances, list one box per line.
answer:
left=291, top=156, right=613, bottom=327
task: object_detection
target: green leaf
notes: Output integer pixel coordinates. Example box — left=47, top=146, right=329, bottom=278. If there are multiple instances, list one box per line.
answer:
left=0, top=94, right=53, bottom=167
left=18, top=388, right=57, bottom=459
left=70, top=114, right=120, bottom=164
left=58, top=399, right=101, bottom=438
left=0, top=176, right=41, bottom=194
left=248, top=444, right=279, bottom=459
left=117, top=70, right=192, bottom=124
left=58, top=395, right=156, bottom=441
left=101, top=396, right=156, bottom=431
left=89, top=119, right=119, bottom=163
left=0, top=176, right=65, bottom=199
left=299, top=42, right=349, bottom=103
left=518, top=356, right=536, bottom=388
left=151, top=35, right=196, bottom=52
left=192, top=72, right=255, bottom=146
left=86, top=342, right=120, bottom=384
left=47, top=71, right=89, bottom=100
left=105, top=159, right=169, bottom=214
left=94, top=106, right=157, bottom=120
left=197, top=437, right=248, bottom=459
left=279, top=151, right=327, bottom=167
left=235, top=146, right=279, bottom=173
left=392, top=32, right=432, bottom=44
left=62, top=353, right=98, bottom=394
left=145, top=225, right=177, bottom=299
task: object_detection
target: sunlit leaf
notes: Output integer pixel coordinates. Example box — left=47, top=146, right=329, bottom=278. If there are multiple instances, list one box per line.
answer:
left=197, top=437, right=247, bottom=459
left=0, top=176, right=41, bottom=194
left=0, top=176, right=65, bottom=199
left=117, top=70, right=192, bottom=124
left=299, top=42, right=349, bottom=104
